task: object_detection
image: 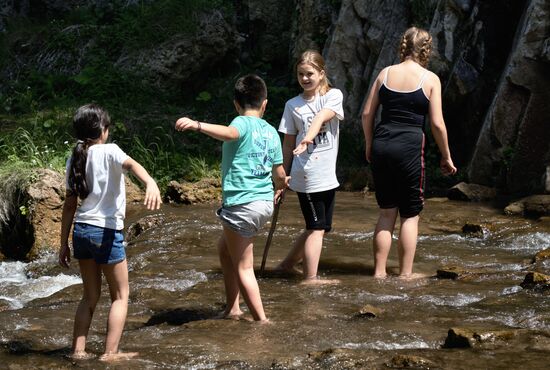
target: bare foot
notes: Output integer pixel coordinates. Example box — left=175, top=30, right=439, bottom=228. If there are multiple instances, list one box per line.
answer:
left=300, top=276, right=340, bottom=285
left=398, top=272, right=430, bottom=280
left=99, top=352, right=139, bottom=362
left=373, top=274, right=387, bottom=279
left=215, top=309, right=244, bottom=320
left=273, top=264, right=302, bottom=276
left=66, top=351, right=96, bottom=360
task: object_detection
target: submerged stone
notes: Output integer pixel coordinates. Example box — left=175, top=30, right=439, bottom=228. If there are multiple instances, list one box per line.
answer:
left=520, top=272, right=550, bottom=290
left=443, top=327, right=518, bottom=348
left=532, top=248, right=550, bottom=264
left=436, top=266, right=473, bottom=280
left=126, top=214, right=172, bottom=242
left=355, top=304, right=383, bottom=318
left=388, top=354, right=437, bottom=368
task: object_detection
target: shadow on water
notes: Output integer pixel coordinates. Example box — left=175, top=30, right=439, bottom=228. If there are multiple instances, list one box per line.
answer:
left=144, top=307, right=221, bottom=326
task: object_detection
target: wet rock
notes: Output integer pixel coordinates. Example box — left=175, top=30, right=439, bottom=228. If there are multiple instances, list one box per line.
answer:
left=520, top=272, right=550, bottom=290
left=307, top=348, right=374, bottom=369
left=126, top=214, right=166, bottom=242
left=355, top=304, right=383, bottom=319
left=461, top=222, right=490, bottom=237
left=532, top=248, right=550, bottom=264
left=388, top=354, right=437, bottom=368
left=443, top=327, right=518, bottom=348
left=126, top=178, right=144, bottom=203
left=447, top=182, right=497, bottom=202
left=24, top=259, right=78, bottom=279
left=0, top=298, right=11, bottom=312
left=436, top=266, right=468, bottom=280
left=164, top=178, right=221, bottom=204
left=504, top=195, right=550, bottom=218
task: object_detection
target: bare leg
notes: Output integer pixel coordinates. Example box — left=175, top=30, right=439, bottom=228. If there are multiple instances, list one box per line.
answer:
left=302, top=230, right=325, bottom=279
left=72, top=259, right=101, bottom=356
left=276, top=231, right=307, bottom=271
left=218, top=234, right=242, bottom=317
left=99, top=259, right=136, bottom=359
left=373, top=208, right=398, bottom=278
left=397, top=215, right=419, bottom=277
left=223, top=226, right=266, bottom=321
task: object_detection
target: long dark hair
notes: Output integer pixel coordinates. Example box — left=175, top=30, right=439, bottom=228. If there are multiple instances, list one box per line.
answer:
left=68, top=104, right=111, bottom=199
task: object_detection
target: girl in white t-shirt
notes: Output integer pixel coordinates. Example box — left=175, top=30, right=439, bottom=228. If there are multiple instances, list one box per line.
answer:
left=59, top=104, right=161, bottom=361
left=277, top=50, right=344, bottom=284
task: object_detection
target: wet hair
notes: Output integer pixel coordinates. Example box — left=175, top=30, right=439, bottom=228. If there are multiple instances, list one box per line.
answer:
left=399, top=27, right=432, bottom=67
left=295, top=50, right=331, bottom=95
left=234, top=74, right=267, bottom=110
left=68, top=104, right=111, bottom=199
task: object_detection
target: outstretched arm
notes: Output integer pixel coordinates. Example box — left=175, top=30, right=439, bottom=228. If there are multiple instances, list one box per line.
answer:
left=361, top=71, right=383, bottom=162
left=59, top=192, right=77, bottom=268
left=293, top=109, right=336, bottom=155
left=175, top=117, right=239, bottom=142
left=428, top=75, right=457, bottom=176
left=122, top=158, right=162, bottom=210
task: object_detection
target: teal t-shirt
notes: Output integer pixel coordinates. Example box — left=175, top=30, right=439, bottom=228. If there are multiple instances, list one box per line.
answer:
left=221, top=116, right=283, bottom=206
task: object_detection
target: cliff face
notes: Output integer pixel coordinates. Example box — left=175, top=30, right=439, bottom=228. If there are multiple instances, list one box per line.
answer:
left=1, top=0, right=548, bottom=195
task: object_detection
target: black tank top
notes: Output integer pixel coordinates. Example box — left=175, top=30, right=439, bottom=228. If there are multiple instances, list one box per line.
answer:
left=375, top=67, right=430, bottom=138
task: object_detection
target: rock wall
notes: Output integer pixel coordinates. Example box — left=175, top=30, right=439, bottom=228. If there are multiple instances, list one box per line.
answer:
left=468, top=0, right=550, bottom=194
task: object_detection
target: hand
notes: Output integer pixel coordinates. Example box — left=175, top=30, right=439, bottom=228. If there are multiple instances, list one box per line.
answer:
left=175, top=117, right=200, bottom=132
left=59, top=245, right=70, bottom=268
left=365, top=147, right=372, bottom=163
left=144, top=181, right=162, bottom=210
left=440, top=157, right=457, bottom=176
left=293, top=138, right=313, bottom=155
left=274, top=188, right=286, bottom=205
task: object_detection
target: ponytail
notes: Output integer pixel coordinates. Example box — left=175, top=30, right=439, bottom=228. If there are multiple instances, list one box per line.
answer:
left=68, top=104, right=111, bottom=199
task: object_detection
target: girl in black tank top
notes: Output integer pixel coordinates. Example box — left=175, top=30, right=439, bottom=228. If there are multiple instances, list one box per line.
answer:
left=361, top=27, right=456, bottom=279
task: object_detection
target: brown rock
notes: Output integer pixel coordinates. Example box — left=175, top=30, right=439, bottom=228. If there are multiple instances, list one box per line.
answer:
left=164, top=178, right=221, bottom=204
left=436, top=266, right=472, bottom=280
left=125, top=177, right=144, bottom=203
left=447, top=182, right=497, bottom=202
left=506, top=195, right=550, bottom=217
left=532, top=248, right=550, bottom=263
left=126, top=214, right=171, bottom=242
left=355, top=304, right=383, bottom=318
left=461, top=222, right=488, bottom=237
left=443, top=327, right=518, bottom=348
left=389, top=354, right=437, bottom=368
left=520, top=272, right=550, bottom=290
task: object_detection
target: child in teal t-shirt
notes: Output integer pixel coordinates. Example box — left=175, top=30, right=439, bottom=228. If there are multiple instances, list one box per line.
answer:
left=175, top=74, right=289, bottom=321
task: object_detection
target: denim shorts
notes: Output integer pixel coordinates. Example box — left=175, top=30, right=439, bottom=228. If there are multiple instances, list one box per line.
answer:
left=217, top=200, right=274, bottom=238
left=72, top=222, right=126, bottom=264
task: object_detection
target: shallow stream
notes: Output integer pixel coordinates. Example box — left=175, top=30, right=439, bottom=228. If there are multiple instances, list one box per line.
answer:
left=1, top=192, right=549, bottom=369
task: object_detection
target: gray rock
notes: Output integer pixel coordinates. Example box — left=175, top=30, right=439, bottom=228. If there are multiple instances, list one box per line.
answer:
left=505, top=195, right=550, bottom=217
left=447, top=182, right=497, bottom=201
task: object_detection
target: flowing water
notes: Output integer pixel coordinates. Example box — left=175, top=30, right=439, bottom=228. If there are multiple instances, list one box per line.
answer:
left=1, top=192, right=549, bottom=369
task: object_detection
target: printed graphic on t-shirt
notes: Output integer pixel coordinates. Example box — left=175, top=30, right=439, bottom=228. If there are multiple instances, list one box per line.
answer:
left=248, top=130, right=276, bottom=177
left=301, top=112, right=335, bottom=154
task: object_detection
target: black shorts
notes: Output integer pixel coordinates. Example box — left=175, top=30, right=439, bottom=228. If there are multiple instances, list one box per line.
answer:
left=371, top=132, right=425, bottom=218
left=297, top=189, right=336, bottom=232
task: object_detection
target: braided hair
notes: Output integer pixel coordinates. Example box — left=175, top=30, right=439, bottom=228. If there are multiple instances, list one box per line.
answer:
left=399, top=27, right=432, bottom=67
left=68, top=104, right=111, bottom=199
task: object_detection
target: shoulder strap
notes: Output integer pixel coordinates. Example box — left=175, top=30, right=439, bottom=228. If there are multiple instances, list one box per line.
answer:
left=383, top=66, right=391, bottom=85
left=417, top=69, right=429, bottom=89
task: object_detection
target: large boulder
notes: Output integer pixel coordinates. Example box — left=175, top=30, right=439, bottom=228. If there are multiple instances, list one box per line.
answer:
left=164, top=177, right=221, bottom=205
left=447, top=182, right=497, bottom=201
left=504, top=194, right=550, bottom=217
